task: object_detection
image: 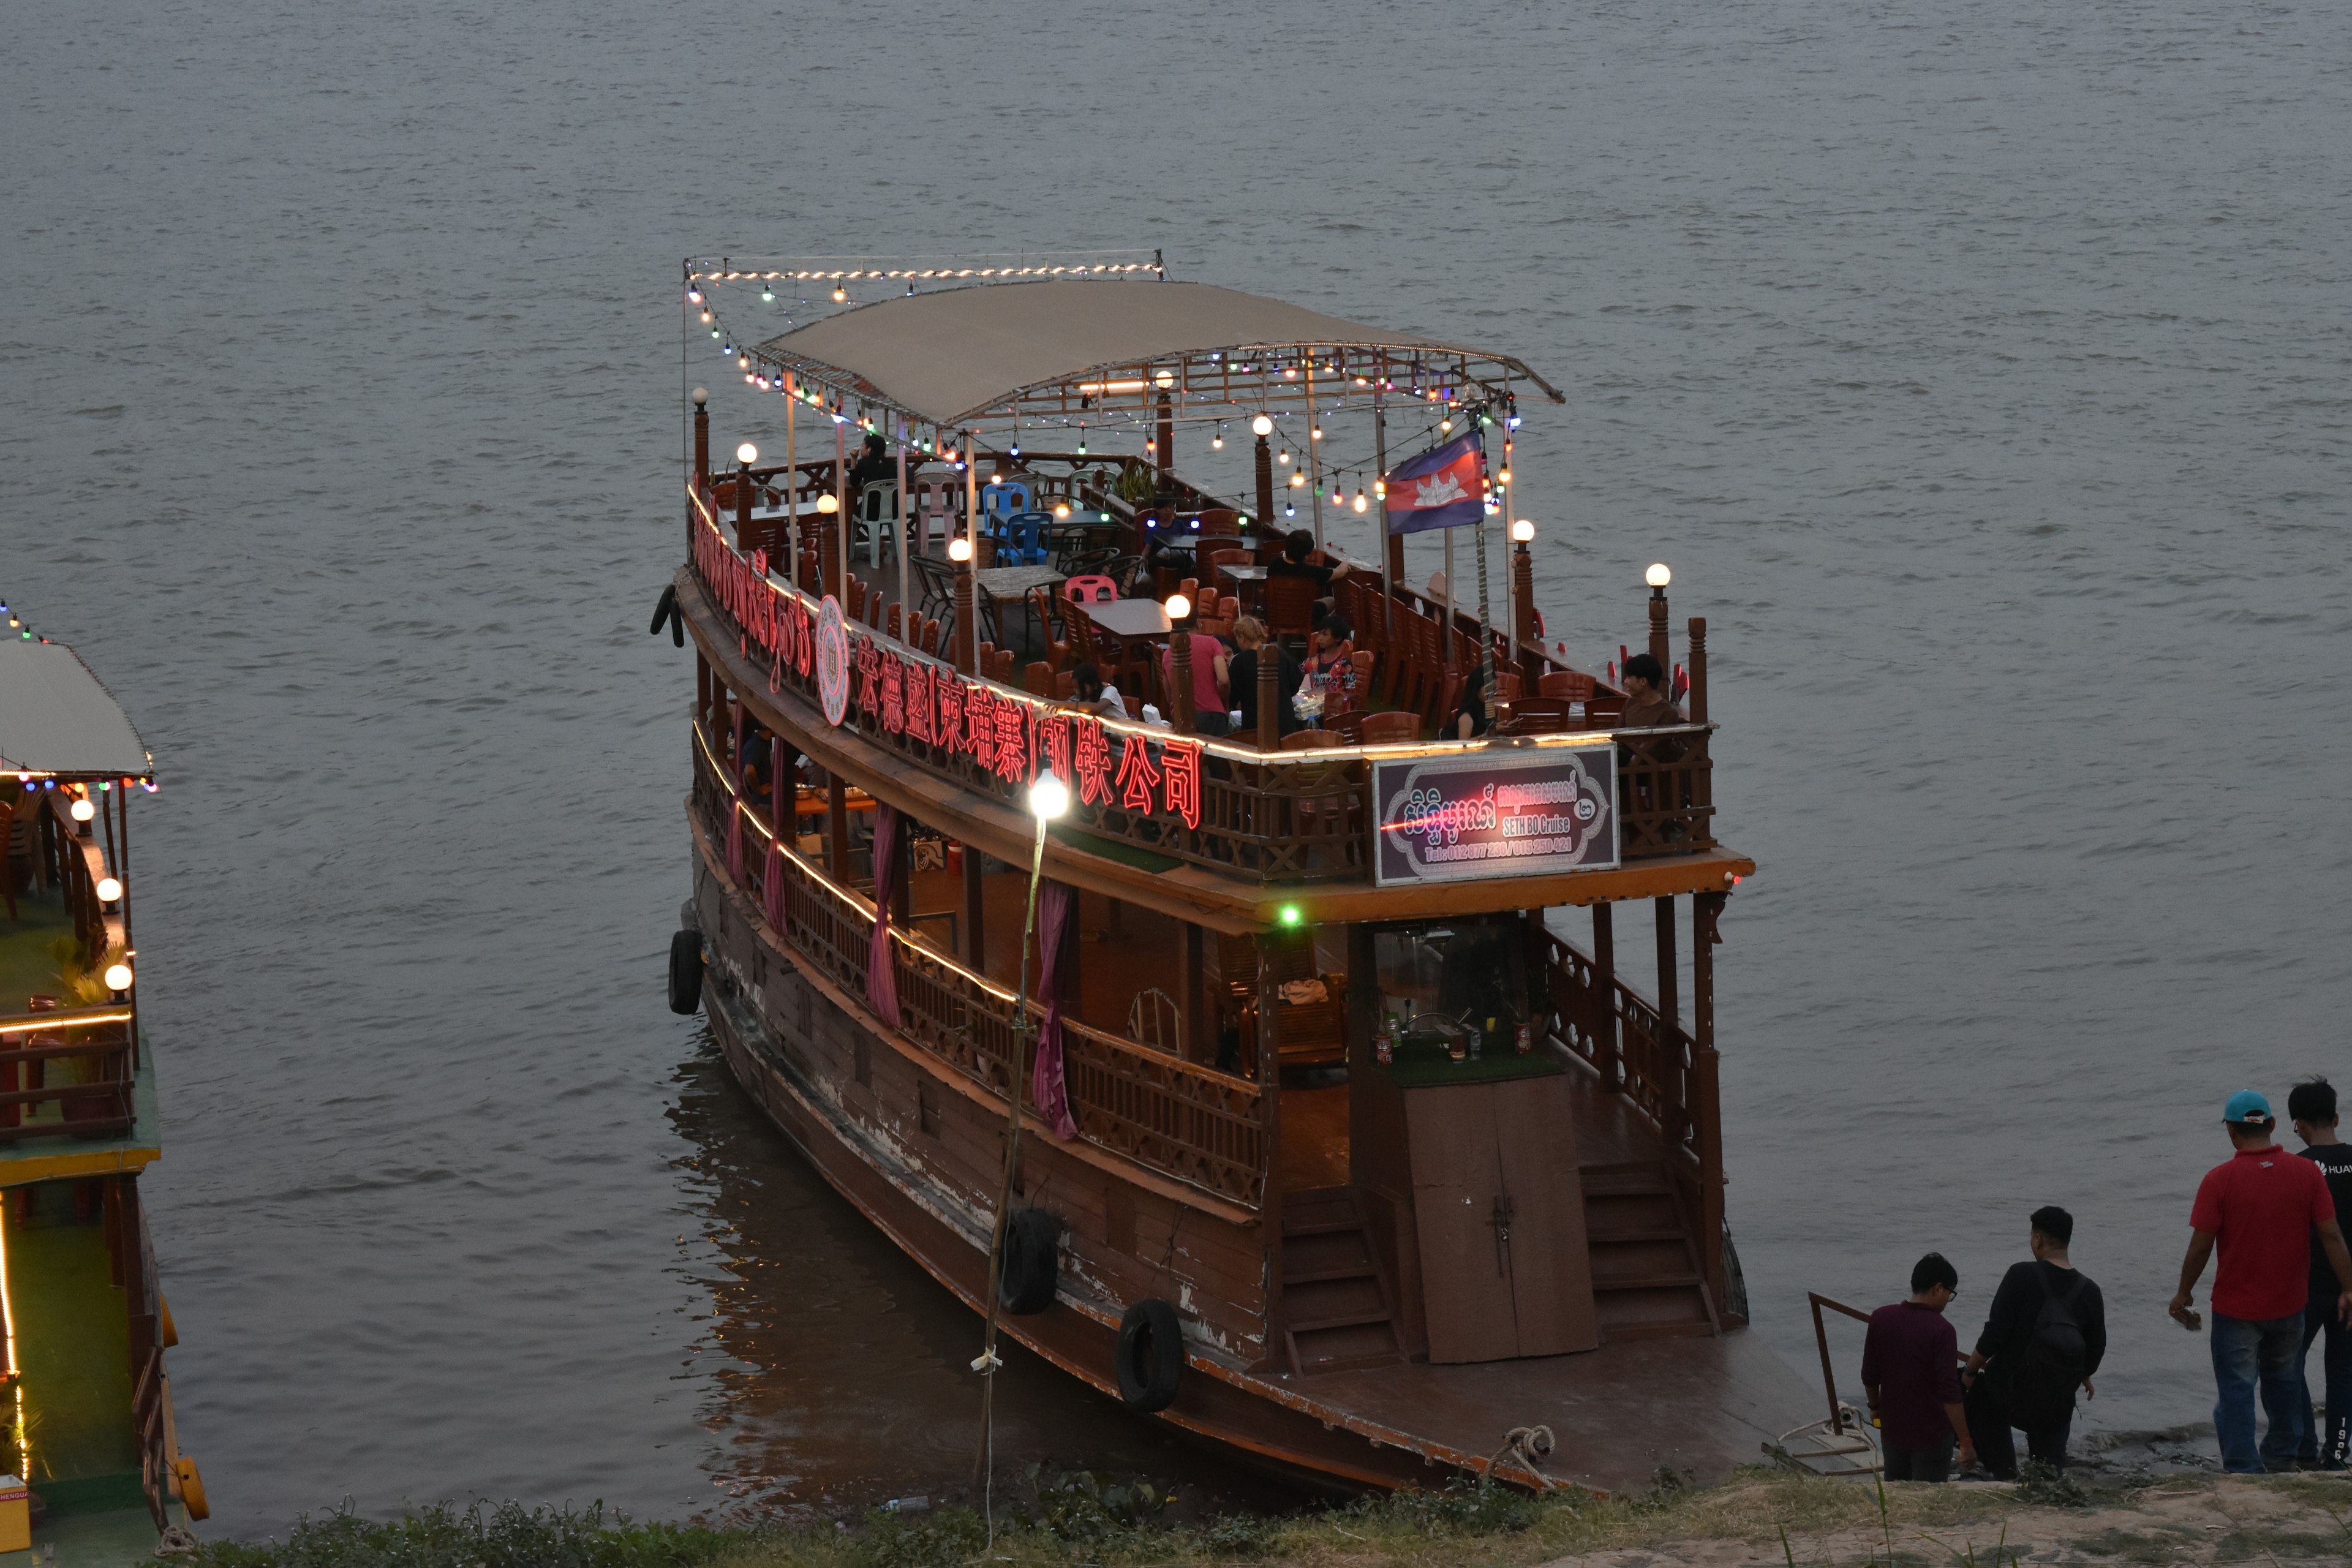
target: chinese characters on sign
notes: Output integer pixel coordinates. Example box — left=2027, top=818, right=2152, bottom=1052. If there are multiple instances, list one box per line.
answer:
left=1371, top=745, right=1617, bottom=886
left=693, top=524, right=1202, bottom=829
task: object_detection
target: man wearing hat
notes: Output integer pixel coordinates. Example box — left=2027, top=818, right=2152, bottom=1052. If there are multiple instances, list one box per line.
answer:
left=2171, top=1090, right=2352, bottom=1472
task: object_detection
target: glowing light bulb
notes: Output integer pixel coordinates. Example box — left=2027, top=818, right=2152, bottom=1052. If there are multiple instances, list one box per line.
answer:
left=1352, top=490, right=1368, bottom=513
left=97, top=876, right=122, bottom=903
left=1054, top=502, right=1070, bottom=519
left=70, top=797, right=94, bottom=823
left=761, top=284, right=774, bottom=302
left=948, top=537, right=973, bottom=562
left=1212, top=428, right=1224, bottom=450
left=1164, top=594, right=1191, bottom=620
left=1290, top=470, right=1305, bottom=488
left=1512, top=519, right=1536, bottom=543
left=699, top=309, right=713, bottom=325
left=816, top=495, right=839, bottom=515
left=1251, top=414, right=1273, bottom=437
left=1311, top=426, right=1322, bottom=441
left=1646, top=563, right=1673, bottom=588
left=832, top=283, right=848, bottom=303
left=1155, top=369, right=1174, bottom=388
left=1028, top=771, right=1070, bottom=821
left=105, top=962, right=134, bottom=992
left=736, top=442, right=759, bottom=465
left=737, top=354, right=750, bottom=370
left=1439, top=418, right=1452, bottom=433
left=687, top=288, right=703, bottom=306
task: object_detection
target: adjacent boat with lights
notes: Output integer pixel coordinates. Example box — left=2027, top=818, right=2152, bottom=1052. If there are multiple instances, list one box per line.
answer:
left=660, top=255, right=1809, bottom=1494
left=0, top=613, right=205, bottom=1556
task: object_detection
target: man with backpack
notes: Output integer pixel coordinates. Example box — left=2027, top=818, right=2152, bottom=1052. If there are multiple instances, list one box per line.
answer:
left=2290, top=1077, right=2352, bottom=1468
left=2171, top=1090, right=2352, bottom=1472
left=1962, top=1205, right=2105, bottom=1477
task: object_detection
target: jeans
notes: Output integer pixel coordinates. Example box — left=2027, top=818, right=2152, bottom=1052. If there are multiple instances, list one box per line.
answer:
left=1964, top=1373, right=2073, bottom=1479
left=2212, top=1310, right=2308, bottom=1472
left=2298, top=1297, right=2352, bottom=1467
left=1882, top=1433, right=1954, bottom=1482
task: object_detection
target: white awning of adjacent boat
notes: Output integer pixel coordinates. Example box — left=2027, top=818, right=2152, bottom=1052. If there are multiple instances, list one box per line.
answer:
left=0, top=638, right=151, bottom=778
left=753, top=280, right=1563, bottom=432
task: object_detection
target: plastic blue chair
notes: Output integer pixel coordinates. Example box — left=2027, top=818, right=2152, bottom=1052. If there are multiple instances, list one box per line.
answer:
left=1001, top=511, right=1054, bottom=565
left=980, top=481, right=1031, bottom=541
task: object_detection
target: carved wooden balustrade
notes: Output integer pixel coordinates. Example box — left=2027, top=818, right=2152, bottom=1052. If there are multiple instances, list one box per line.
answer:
left=0, top=1007, right=136, bottom=1140
left=692, top=733, right=1267, bottom=1207
left=687, top=501, right=1719, bottom=884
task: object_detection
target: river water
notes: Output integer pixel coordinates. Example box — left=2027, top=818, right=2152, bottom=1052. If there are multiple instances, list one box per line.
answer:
left=4, top=0, right=2348, bottom=1536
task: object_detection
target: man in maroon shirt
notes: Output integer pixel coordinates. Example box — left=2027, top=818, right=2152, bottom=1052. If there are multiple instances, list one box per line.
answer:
left=1861, top=1253, right=1975, bottom=1480
left=2171, top=1090, right=2352, bottom=1472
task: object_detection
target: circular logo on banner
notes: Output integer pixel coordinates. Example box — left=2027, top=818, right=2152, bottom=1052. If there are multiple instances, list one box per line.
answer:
left=815, top=596, right=851, bottom=726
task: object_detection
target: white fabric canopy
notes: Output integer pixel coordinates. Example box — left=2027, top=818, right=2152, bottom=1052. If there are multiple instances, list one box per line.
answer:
left=0, top=638, right=150, bottom=778
left=756, top=279, right=1559, bottom=428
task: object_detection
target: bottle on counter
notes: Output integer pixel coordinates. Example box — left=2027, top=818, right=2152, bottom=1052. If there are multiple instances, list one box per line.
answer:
left=1373, top=1013, right=1394, bottom=1066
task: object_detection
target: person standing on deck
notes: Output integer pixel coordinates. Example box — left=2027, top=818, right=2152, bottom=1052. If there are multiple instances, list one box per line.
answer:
left=1861, top=1253, right=1976, bottom=1481
left=2170, top=1090, right=2352, bottom=1472
left=2290, top=1078, right=2352, bottom=1469
left=1619, top=652, right=1682, bottom=728
left=1962, top=1206, right=2105, bottom=1477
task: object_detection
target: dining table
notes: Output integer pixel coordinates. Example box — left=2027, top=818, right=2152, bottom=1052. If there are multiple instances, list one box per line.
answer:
left=971, top=563, right=1066, bottom=652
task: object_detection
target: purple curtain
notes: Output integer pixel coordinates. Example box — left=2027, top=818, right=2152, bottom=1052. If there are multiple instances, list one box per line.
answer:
left=1030, top=881, right=1077, bottom=1140
left=864, top=805, right=902, bottom=1026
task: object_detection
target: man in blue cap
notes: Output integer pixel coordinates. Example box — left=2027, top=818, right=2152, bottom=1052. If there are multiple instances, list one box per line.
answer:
left=2171, top=1090, right=2352, bottom=1472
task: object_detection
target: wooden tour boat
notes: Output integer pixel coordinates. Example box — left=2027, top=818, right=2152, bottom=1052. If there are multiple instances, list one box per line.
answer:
left=660, top=257, right=1813, bottom=1495
left=0, top=617, right=204, bottom=1559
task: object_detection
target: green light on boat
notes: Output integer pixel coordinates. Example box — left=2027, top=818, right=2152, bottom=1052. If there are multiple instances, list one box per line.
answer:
left=1276, top=903, right=1303, bottom=929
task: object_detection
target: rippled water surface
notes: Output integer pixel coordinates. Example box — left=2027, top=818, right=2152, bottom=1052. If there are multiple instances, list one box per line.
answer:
left=4, top=0, right=2349, bottom=1535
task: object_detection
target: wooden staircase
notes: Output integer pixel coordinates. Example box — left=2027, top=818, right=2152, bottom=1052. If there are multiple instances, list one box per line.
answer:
left=1280, top=1187, right=1408, bottom=1375
left=1580, top=1161, right=1718, bottom=1341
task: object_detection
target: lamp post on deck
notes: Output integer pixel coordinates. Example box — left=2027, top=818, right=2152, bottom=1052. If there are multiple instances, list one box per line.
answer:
left=1252, top=413, right=1274, bottom=543
left=733, top=443, right=758, bottom=549
left=1164, top=592, right=1194, bottom=733
left=973, top=769, right=1071, bottom=1508
left=1511, top=518, right=1538, bottom=684
left=691, top=387, right=710, bottom=494
left=1645, top=562, right=1672, bottom=670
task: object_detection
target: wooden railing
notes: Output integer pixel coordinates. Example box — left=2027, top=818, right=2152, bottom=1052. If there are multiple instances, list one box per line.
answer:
left=692, top=729, right=1267, bottom=1207
left=0, top=1007, right=136, bottom=1141
left=687, top=498, right=1720, bottom=884
left=1539, top=929, right=1721, bottom=1297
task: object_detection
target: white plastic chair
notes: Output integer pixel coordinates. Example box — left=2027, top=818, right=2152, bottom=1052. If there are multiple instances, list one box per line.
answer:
left=857, top=481, right=900, bottom=566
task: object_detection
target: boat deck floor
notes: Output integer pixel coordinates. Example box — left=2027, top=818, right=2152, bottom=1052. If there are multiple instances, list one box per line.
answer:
left=0, top=884, right=78, bottom=1010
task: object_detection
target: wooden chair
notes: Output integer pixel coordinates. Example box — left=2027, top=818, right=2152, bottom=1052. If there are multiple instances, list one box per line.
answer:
left=921, top=618, right=942, bottom=657
left=1327, top=710, right=1369, bottom=744
left=1054, top=669, right=1077, bottom=698
left=1277, top=997, right=1348, bottom=1069
left=1197, top=508, right=1242, bottom=537
left=1023, top=660, right=1056, bottom=698
left=1586, top=693, right=1627, bottom=728
left=886, top=603, right=903, bottom=641
left=1281, top=729, right=1342, bottom=751
left=1126, top=987, right=1183, bottom=1054
left=1540, top=669, right=1596, bottom=701
left=1264, top=573, right=1319, bottom=649
left=1031, top=587, right=1070, bottom=669
left=1504, top=698, right=1574, bottom=734
left=989, top=648, right=1016, bottom=684
left=1360, top=710, right=1419, bottom=744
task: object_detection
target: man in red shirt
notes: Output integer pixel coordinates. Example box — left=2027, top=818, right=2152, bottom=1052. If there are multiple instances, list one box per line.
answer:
left=2171, top=1090, right=2352, bottom=1472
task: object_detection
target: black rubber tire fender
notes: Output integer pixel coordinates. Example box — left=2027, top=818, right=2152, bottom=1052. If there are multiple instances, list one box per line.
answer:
left=668, top=929, right=704, bottom=1015
left=649, top=582, right=679, bottom=638
left=1114, top=1298, right=1185, bottom=1412
left=1000, top=1207, right=1060, bottom=1315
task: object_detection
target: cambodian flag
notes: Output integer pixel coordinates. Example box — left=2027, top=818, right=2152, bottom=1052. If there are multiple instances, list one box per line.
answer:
left=1384, top=432, right=1485, bottom=535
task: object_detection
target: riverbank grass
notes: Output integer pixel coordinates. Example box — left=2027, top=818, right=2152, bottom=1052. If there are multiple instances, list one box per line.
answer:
left=188, top=1470, right=2352, bottom=1568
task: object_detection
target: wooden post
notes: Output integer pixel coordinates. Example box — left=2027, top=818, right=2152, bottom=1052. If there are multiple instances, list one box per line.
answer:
left=1513, top=540, right=1539, bottom=683
left=1593, top=901, right=1619, bottom=1092
left=785, top=376, right=799, bottom=578
left=1693, top=891, right=1727, bottom=1313
left=696, top=651, right=712, bottom=733
left=1654, top=894, right=1678, bottom=1031
left=1254, top=428, right=1274, bottom=542
left=834, top=417, right=849, bottom=606
left=692, top=390, right=710, bottom=494
left=895, top=417, right=910, bottom=629
left=1648, top=582, right=1670, bottom=671
left=1305, top=361, right=1324, bottom=551
left=1170, top=619, right=1195, bottom=733
left=962, top=843, right=987, bottom=973
left=1256, top=633, right=1278, bottom=750
left=1376, top=384, right=1401, bottom=644
left=960, top=435, right=980, bottom=673
left=734, top=454, right=753, bottom=546
left=828, top=774, right=851, bottom=883
left=1255, top=947, right=1287, bottom=1373
left=1184, top=921, right=1209, bottom=1064
left=1687, top=616, right=1708, bottom=726
left=1156, top=391, right=1173, bottom=489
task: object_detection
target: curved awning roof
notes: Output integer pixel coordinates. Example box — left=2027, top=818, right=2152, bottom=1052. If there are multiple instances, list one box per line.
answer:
left=753, top=280, right=1562, bottom=435
left=0, top=638, right=151, bottom=779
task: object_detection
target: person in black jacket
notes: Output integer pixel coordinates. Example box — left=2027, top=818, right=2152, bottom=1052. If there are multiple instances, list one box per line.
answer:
left=1962, top=1205, right=2106, bottom=1477
left=2290, top=1077, right=2352, bottom=1469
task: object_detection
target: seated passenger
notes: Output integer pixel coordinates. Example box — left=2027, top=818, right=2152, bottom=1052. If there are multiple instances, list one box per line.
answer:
left=1227, top=616, right=1303, bottom=739
left=1302, top=614, right=1359, bottom=713
left=847, top=432, right=892, bottom=492
left=1271, top=528, right=1352, bottom=595
left=1452, top=680, right=1488, bottom=740
left=1619, top=652, right=1684, bottom=728
left=1158, top=630, right=1232, bottom=736
left=1069, top=662, right=1125, bottom=720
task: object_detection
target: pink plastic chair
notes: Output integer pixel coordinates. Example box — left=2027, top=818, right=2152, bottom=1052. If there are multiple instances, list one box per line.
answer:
left=1063, top=575, right=1119, bottom=605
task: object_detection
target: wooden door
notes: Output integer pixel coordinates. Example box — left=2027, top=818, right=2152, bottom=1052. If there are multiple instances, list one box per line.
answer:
left=1406, top=1079, right=1599, bottom=1362
left=1406, top=1086, right=1518, bottom=1363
